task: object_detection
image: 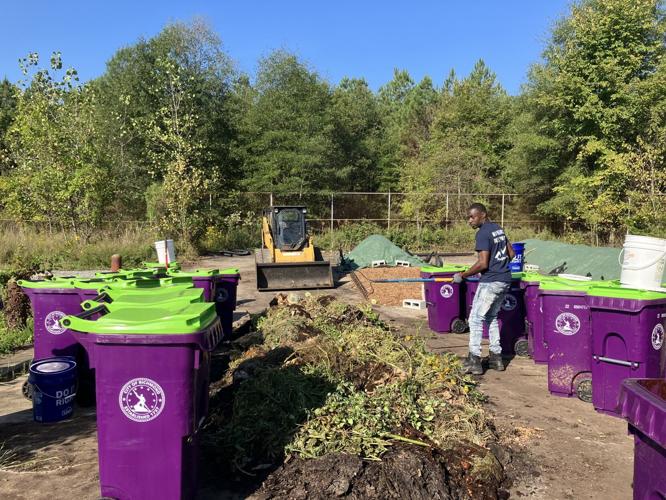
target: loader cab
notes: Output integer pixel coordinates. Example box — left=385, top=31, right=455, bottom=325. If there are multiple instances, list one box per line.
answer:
left=266, top=206, right=308, bottom=251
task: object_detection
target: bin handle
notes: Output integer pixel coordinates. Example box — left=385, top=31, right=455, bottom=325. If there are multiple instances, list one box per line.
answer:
left=90, top=291, right=111, bottom=304
left=593, top=355, right=639, bottom=369
left=618, top=247, right=666, bottom=271
left=62, top=304, right=109, bottom=327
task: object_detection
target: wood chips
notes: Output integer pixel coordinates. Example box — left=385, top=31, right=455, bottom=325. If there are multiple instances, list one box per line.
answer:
left=351, top=266, right=424, bottom=306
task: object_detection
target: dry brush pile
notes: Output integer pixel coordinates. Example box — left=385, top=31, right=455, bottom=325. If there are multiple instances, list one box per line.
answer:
left=202, top=294, right=505, bottom=499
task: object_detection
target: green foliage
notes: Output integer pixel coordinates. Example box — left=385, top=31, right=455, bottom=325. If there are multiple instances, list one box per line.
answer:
left=0, top=315, right=33, bottom=354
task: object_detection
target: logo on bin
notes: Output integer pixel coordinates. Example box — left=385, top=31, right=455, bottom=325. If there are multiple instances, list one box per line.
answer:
left=45, top=311, right=67, bottom=335
left=555, top=312, right=580, bottom=336
left=440, top=284, right=454, bottom=299
left=119, top=378, right=165, bottom=423
left=501, top=295, right=517, bottom=311
left=652, top=323, right=664, bottom=351
left=215, top=288, right=229, bottom=303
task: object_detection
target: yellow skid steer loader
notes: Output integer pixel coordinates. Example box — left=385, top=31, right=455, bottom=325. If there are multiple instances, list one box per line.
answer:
left=255, top=206, right=334, bottom=291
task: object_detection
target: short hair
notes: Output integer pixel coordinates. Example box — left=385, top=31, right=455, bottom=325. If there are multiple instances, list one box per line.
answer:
left=468, top=202, right=487, bottom=215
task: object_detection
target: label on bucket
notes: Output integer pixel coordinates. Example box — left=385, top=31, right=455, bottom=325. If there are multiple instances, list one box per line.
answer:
left=45, top=311, right=67, bottom=335
left=501, top=295, right=517, bottom=311
left=119, top=378, right=166, bottom=423
left=440, top=284, right=454, bottom=299
left=652, top=323, right=664, bottom=350
left=555, top=312, right=581, bottom=336
left=35, top=362, right=70, bottom=373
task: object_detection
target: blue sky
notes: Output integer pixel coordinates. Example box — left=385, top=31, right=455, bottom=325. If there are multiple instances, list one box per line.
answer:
left=0, top=1, right=571, bottom=94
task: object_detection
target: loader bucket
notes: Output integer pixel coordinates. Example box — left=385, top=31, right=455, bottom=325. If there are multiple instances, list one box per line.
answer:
left=256, top=261, right=334, bottom=291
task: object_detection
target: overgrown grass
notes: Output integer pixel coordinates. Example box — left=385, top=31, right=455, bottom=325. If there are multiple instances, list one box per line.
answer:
left=0, top=315, right=33, bottom=354
left=0, top=226, right=193, bottom=270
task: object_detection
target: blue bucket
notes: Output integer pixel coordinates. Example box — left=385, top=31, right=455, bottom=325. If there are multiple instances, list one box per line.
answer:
left=509, top=242, right=526, bottom=273
left=28, top=357, right=77, bottom=423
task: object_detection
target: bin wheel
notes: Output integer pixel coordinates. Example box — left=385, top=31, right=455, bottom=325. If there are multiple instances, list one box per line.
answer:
left=451, top=318, right=467, bottom=334
left=22, top=380, right=33, bottom=401
left=574, top=377, right=593, bottom=403
left=514, top=338, right=530, bottom=358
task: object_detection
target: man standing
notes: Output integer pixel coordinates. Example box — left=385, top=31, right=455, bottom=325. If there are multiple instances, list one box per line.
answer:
left=453, top=203, right=515, bottom=375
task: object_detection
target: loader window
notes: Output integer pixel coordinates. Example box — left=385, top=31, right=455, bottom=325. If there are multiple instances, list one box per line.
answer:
left=275, top=209, right=306, bottom=249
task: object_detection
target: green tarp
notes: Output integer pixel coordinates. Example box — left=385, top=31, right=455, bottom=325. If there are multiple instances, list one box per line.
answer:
left=522, top=239, right=622, bottom=281
left=342, top=235, right=426, bottom=270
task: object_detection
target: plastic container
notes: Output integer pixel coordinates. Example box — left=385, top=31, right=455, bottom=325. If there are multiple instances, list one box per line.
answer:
left=168, top=268, right=241, bottom=337
left=143, top=261, right=181, bottom=271
left=587, top=285, right=666, bottom=416
left=18, top=279, right=85, bottom=361
left=62, top=302, right=223, bottom=500
left=618, top=378, right=666, bottom=499
left=420, top=265, right=468, bottom=334
left=28, top=357, right=77, bottom=423
left=619, top=234, right=666, bottom=292
left=509, top=242, right=525, bottom=273
left=539, top=277, right=600, bottom=401
left=215, top=268, right=241, bottom=336
left=155, top=239, right=176, bottom=265
left=519, top=273, right=555, bottom=363
left=465, top=274, right=527, bottom=356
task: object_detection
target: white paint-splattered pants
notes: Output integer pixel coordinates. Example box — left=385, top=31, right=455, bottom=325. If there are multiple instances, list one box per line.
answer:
left=468, top=281, right=510, bottom=356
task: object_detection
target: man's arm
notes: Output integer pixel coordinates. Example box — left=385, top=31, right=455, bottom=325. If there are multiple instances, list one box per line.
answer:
left=461, top=251, right=490, bottom=279
left=506, top=239, right=515, bottom=260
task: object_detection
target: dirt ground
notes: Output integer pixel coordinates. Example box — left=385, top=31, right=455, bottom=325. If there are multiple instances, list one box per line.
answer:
left=0, top=254, right=634, bottom=499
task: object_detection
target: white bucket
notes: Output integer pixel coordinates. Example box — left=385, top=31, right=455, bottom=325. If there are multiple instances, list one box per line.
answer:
left=619, top=234, right=666, bottom=291
left=154, top=239, right=176, bottom=265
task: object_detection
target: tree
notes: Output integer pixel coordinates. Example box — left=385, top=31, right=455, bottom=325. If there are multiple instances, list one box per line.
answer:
left=2, top=53, right=110, bottom=237
left=516, top=0, right=666, bottom=233
left=237, top=50, right=334, bottom=194
left=0, top=78, right=18, bottom=172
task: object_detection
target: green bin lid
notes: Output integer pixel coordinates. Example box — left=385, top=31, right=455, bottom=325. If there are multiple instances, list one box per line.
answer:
left=539, top=277, right=602, bottom=292
left=586, top=285, right=666, bottom=300
left=142, top=261, right=181, bottom=270
left=219, top=267, right=240, bottom=276
left=62, top=302, right=217, bottom=335
left=95, top=269, right=156, bottom=279
left=419, top=264, right=468, bottom=274
left=105, top=277, right=193, bottom=289
left=81, top=289, right=204, bottom=310
left=102, top=284, right=197, bottom=300
left=18, top=278, right=78, bottom=289
left=167, top=268, right=220, bottom=278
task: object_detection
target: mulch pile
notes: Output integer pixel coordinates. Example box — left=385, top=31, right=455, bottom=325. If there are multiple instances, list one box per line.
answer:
left=351, top=266, right=423, bottom=306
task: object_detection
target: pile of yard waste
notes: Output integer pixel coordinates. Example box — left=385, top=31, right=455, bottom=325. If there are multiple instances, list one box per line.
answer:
left=202, top=294, right=505, bottom=498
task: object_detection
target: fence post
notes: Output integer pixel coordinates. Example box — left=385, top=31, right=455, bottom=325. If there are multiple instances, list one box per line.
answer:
left=501, top=194, right=505, bottom=227
left=269, top=192, right=273, bottom=206
left=387, top=191, right=392, bottom=230
left=330, top=194, right=334, bottom=235
left=445, top=192, right=449, bottom=228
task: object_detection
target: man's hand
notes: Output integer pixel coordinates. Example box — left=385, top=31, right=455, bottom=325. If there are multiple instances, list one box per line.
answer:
left=452, top=273, right=463, bottom=284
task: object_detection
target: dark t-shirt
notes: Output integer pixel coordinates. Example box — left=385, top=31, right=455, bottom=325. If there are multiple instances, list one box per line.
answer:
left=475, top=221, right=512, bottom=283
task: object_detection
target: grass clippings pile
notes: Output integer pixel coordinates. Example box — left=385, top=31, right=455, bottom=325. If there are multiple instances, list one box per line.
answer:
left=202, top=294, right=504, bottom=499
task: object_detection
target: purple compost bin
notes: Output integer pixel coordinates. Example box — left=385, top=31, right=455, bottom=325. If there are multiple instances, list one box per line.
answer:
left=18, top=279, right=85, bottom=361
left=519, top=273, right=555, bottom=364
left=62, top=302, right=223, bottom=500
left=587, top=286, right=666, bottom=417
left=19, top=279, right=96, bottom=405
left=169, top=268, right=241, bottom=337
left=465, top=274, right=527, bottom=356
left=420, top=265, right=468, bottom=334
left=539, top=278, right=599, bottom=401
left=618, top=378, right=666, bottom=499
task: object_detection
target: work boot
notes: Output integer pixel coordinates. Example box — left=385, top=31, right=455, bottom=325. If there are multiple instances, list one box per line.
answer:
left=463, top=353, right=483, bottom=375
left=488, top=352, right=505, bottom=371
